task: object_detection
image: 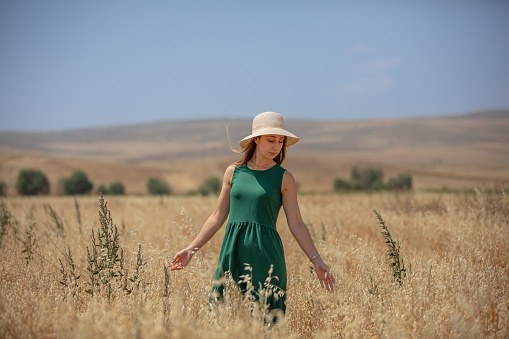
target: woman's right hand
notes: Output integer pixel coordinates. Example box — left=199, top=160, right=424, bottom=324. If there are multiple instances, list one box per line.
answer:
left=313, top=258, right=336, bottom=291
left=169, top=248, right=196, bottom=270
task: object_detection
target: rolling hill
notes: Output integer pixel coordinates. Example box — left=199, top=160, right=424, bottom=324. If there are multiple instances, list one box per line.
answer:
left=1, top=109, right=508, bottom=194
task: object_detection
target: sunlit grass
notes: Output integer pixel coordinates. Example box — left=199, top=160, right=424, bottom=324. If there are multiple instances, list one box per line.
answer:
left=0, top=190, right=508, bottom=338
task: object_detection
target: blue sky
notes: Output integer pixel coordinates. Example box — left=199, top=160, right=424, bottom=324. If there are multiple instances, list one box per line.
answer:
left=1, top=0, right=508, bottom=131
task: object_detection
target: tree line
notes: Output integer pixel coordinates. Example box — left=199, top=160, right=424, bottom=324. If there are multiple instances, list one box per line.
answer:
left=0, top=169, right=223, bottom=196
left=334, top=167, right=412, bottom=191
left=1, top=166, right=412, bottom=196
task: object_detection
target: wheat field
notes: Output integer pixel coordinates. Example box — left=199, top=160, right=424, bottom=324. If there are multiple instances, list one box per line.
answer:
left=0, top=190, right=508, bottom=338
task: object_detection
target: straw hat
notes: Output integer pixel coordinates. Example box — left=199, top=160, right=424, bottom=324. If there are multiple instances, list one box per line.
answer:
left=238, top=112, right=299, bottom=149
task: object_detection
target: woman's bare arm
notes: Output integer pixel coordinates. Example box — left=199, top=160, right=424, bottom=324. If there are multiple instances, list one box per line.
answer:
left=282, top=171, right=336, bottom=291
left=170, top=165, right=235, bottom=270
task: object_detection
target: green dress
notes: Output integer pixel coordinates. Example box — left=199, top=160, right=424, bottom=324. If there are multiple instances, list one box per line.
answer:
left=211, top=163, right=287, bottom=313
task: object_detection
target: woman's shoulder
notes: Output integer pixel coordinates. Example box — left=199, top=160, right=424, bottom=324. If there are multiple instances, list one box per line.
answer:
left=224, top=164, right=238, bottom=184
left=281, top=169, right=297, bottom=195
left=225, top=164, right=236, bottom=176
left=282, top=169, right=295, bottom=181
left=282, top=169, right=296, bottom=188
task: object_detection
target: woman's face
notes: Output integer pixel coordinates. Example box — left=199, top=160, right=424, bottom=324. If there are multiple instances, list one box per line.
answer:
left=255, top=134, right=285, bottom=160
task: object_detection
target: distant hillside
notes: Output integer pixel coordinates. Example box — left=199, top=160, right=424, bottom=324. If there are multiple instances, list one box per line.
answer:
left=1, top=109, right=508, bottom=163
left=457, top=109, right=509, bottom=119
left=1, top=109, right=508, bottom=195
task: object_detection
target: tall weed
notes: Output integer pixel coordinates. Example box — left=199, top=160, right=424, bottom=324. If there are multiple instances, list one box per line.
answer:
left=0, top=200, right=18, bottom=247
left=373, top=209, right=407, bottom=286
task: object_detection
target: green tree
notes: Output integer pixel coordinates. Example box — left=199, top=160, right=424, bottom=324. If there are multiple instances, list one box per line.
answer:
left=16, top=169, right=50, bottom=196
left=351, top=167, right=384, bottom=190
left=333, top=178, right=351, bottom=191
left=351, top=167, right=362, bottom=182
left=388, top=174, right=413, bottom=190
left=63, top=171, right=93, bottom=195
left=147, top=178, right=171, bottom=195
left=109, top=182, right=125, bottom=195
left=370, top=181, right=386, bottom=191
left=362, top=168, right=384, bottom=190
left=199, top=176, right=222, bottom=196
left=96, top=184, right=109, bottom=195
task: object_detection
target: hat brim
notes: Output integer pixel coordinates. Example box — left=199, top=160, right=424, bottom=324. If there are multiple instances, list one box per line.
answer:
left=238, top=128, right=299, bottom=149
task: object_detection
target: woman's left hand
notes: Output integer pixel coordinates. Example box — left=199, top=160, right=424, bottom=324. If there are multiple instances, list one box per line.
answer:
left=313, top=259, right=336, bottom=291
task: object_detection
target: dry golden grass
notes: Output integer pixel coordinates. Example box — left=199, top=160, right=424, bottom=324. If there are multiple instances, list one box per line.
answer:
left=1, top=190, right=508, bottom=338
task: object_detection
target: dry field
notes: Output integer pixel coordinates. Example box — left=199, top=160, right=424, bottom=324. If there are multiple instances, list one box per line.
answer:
left=1, top=190, right=508, bottom=338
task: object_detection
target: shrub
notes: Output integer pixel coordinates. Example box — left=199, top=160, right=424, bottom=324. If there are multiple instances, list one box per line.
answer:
left=370, top=181, right=386, bottom=191
left=109, top=182, right=125, bottom=195
left=351, top=167, right=362, bottom=182
left=63, top=171, right=93, bottom=195
left=333, top=178, right=351, bottom=191
left=388, top=174, right=413, bottom=190
left=350, top=167, right=384, bottom=190
left=199, top=176, right=222, bottom=196
left=336, top=169, right=412, bottom=192
left=97, top=184, right=109, bottom=195
left=0, top=181, right=6, bottom=196
left=147, top=178, right=171, bottom=195
left=16, top=169, right=50, bottom=195
left=361, top=168, right=384, bottom=190
left=351, top=181, right=364, bottom=190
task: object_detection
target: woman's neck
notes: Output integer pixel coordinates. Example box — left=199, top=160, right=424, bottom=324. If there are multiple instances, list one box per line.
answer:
left=248, top=156, right=275, bottom=170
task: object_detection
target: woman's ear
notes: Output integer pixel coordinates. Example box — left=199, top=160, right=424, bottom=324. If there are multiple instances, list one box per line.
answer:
left=254, top=136, right=260, bottom=144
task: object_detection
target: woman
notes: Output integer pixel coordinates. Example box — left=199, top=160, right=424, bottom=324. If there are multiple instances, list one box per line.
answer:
left=170, top=112, right=335, bottom=316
